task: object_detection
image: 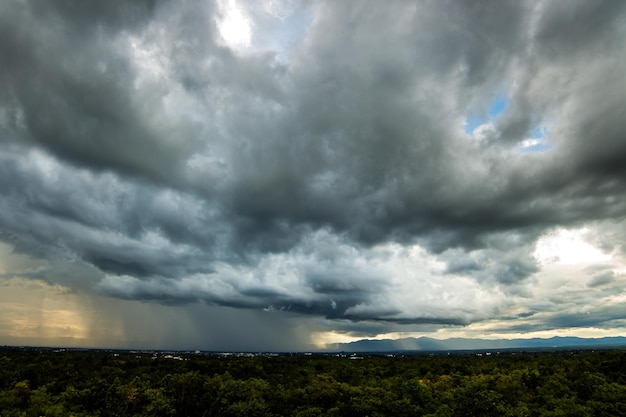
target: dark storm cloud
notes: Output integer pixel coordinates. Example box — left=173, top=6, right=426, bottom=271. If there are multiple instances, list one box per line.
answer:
left=1, top=0, right=626, bottom=337
left=0, top=0, right=209, bottom=185
left=533, top=0, right=626, bottom=59
left=544, top=304, right=626, bottom=330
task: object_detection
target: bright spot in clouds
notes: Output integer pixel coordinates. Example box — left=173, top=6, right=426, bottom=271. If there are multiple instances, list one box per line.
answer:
left=534, top=228, right=611, bottom=266
left=216, top=0, right=252, bottom=50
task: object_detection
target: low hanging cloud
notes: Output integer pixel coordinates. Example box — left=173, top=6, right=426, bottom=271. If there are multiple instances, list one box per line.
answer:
left=1, top=0, right=626, bottom=345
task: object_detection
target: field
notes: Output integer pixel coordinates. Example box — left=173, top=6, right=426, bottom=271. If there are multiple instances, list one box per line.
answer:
left=1, top=347, right=625, bottom=416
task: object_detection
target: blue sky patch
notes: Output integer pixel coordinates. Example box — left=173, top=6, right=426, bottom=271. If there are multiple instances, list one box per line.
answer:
left=519, top=125, right=550, bottom=153
left=465, top=94, right=508, bottom=135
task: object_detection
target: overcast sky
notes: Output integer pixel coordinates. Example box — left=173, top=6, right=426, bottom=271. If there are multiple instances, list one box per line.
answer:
left=1, top=0, right=626, bottom=351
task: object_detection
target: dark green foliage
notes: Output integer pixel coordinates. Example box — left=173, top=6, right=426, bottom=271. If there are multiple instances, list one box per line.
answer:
left=0, top=348, right=625, bottom=416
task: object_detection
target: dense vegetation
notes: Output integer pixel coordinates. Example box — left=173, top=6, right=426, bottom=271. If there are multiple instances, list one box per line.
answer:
left=1, top=347, right=625, bottom=416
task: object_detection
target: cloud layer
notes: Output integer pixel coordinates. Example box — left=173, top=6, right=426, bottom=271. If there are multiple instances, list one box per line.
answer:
left=1, top=0, right=626, bottom=348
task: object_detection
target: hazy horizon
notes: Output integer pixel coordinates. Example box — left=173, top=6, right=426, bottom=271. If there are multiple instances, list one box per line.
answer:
left=3, top=334, right=626, bottom=354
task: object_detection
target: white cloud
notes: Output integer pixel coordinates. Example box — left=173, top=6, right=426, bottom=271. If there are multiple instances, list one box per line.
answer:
left=534, top=228, right=612, bottom=266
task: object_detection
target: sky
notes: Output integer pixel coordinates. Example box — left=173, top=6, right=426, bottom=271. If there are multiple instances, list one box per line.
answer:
left=1, top=0, right=626, bottom=351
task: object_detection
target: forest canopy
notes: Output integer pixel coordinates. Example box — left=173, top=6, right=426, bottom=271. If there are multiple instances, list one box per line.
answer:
left=1, top=348, right=625, bottom=416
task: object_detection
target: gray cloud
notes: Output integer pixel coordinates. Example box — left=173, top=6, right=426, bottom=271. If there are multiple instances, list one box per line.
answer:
left=1, top=0, right=626, bottom=347
left=587, top=271, right=615, bottom=288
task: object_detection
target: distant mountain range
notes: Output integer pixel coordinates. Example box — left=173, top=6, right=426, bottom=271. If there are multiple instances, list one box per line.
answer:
left=326, top=336, right=626, bottom=352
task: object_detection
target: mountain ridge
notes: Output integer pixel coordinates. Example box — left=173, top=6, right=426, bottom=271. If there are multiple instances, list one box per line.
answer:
left=326, top=336, right=626, bottom=352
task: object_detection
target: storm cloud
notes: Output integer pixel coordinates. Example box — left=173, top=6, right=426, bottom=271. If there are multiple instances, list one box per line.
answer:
left=1, top=0, right=626, bottom=349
